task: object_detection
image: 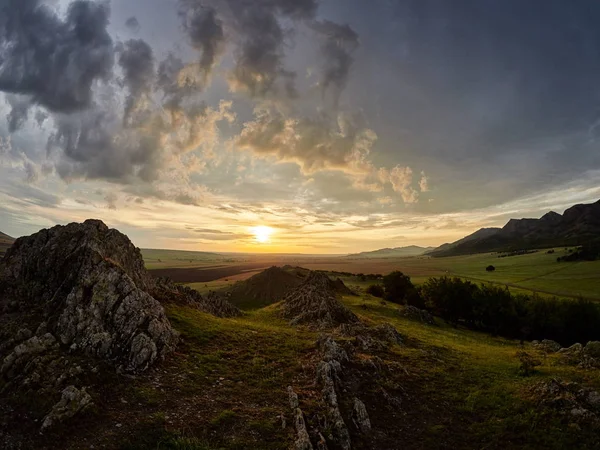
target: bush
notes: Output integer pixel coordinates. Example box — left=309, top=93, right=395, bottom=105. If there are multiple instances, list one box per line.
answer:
left=383, top=271, right=415, bottom=304
left=486, top=265, right=495, bottom=272
left=516, top=350, right=541, bottom=376
left=366, top=284, right=384, bottom=298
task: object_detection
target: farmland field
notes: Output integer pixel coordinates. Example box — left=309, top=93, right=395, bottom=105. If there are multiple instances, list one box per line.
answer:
left=143, top=247, right=600, bottom=300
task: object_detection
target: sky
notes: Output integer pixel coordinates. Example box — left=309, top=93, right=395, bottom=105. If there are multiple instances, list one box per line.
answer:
left=1, top=0, right=600, bottom=254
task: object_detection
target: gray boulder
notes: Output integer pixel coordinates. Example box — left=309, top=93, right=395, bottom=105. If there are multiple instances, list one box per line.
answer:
left=352, top=398, right=371, bottom=433
left=41, top=385, right=93, bottom=431
left=534, top=339, right=562, bottom=353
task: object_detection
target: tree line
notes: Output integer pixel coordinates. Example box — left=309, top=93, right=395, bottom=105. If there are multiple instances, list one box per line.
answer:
left=370, top=271, right=600, bottom=346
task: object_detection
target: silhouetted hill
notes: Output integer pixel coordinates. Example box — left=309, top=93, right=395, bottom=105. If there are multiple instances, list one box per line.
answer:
left=428, top=228, right=501, bottom=255
left=348, top=245, right=434, bottom=258
left=431, top=200, right=600, bottom=256
left=226, top=266, right=304, bottom=310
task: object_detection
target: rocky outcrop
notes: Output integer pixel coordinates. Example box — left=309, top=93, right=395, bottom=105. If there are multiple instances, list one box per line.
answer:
left=338, top=323, right=404, bottom=351
left=0, top=220, right=178, bottom=374
left=282, top=272, right=360, bottom=328
left=557, top=341, right=600, bottom=368
left=41, top=385, right=93, bottom=431
left=288, top=386, right=313, bottom=450
left=399, top=305, right=435, bottom=325
left=531, top=378, right=600, bottom=426
left=151, top=279, right=241, bottom=318
left=532, top=339, right=562, bottom=353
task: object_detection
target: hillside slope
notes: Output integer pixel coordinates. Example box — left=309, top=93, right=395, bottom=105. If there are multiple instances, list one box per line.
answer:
left=348, top=245, right=434, bottom=258
left=226, top=266, right=303, bottom=309
left=431, top=199, right=600, bottom=256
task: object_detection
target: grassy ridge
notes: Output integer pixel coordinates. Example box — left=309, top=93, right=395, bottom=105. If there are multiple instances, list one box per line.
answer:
left=118, top=293, right=600, bottom=449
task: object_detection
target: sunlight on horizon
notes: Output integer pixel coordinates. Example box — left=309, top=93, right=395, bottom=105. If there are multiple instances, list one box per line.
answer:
left=251, top=226, right=274, bottom=244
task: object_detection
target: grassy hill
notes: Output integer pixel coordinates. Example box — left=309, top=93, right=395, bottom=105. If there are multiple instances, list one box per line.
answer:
left=27, top=291, right=599, bottom=449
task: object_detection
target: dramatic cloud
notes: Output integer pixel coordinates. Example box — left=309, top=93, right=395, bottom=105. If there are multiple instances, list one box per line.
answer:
left=379, top=166, right=419, bottom=204
left=178, top=0, right=319, bottom=98
left=236, top=107, right=378, bottom=175
left=118, top=39, right=155, bottom=125
left=180, top=6, right=225, bottom=87
left=0, top=0, right=114, bottom=112
left=311, top=20, right=360, bottom=106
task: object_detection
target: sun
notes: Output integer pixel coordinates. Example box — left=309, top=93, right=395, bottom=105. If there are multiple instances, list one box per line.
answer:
left=252, top=226, right=274, bottom=244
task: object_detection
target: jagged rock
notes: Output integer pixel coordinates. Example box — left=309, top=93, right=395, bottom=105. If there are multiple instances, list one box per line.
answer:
left=318, top=335, right=349, bottom=363
left=557, top=342, right=600, bottom=369
left=0, top=220, right=179, bottom=374
left=339, top=323, right=403, bottom=351
left=287, top=386, right=313, bottom=450
left=399, top=305, right=435, bottom=325
left=41, top=385, right=93, bottom=431
left=293, top=408, right=314, bottom=450
left=151, top=279, right=241, bottom=318
left=315, top=335, right=352, bottom=450
left=533, top=339, right=562, bottom=353
left=352, top=398, right=371, bottom=433
left=317, top=361, right=351, bottom=450
left=282, top=272, right=360, bottom=329
left=288, top=385, right=300, bottom=409
left=1, top=333, right=58, bottom=379
left=531, top=378, right=600, bottom=425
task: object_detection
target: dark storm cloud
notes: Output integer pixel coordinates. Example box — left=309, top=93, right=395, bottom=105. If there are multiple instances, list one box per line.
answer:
left=178, top=0, right=319, bottom=98
left=118, top=39, right=155, bottom=125
left=0, top=0, right=114, bottom=113
left=311, top=20, right=359, bottom=106
left=125, top=16, right=140, bottom=33
left=180, top=6, right=225, bottom=85
left=47, top=107, right=164, bottom=183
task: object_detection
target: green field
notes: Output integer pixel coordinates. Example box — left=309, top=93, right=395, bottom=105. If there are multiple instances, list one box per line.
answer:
left=141, top=248, right=229, bottom=270
left=143, top=247, right=600, bottom=300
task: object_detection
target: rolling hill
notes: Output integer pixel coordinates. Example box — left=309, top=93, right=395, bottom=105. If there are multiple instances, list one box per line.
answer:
left=430, top=199, right=600, bottom=257
left=347, top=245, right=434, bottom=258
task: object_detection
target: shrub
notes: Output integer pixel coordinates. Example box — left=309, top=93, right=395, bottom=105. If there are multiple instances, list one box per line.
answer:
left=383, top=271, right=415, bottom=304
left=516, top=350, right=541, bottom=376
left=366, top=284, right=385, bottom=298
left=486, top=265, right=495, bottom=272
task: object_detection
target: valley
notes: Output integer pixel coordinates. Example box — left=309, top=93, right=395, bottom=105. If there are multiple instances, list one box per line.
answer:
left=145, top=248, right=600, bottom=301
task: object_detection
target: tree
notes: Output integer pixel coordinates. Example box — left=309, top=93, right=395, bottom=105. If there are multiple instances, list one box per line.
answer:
left=383, top=271, right=415, bottom=304
left=486, top=265, right=496, bottom=272
left=366, top=284, right=384, bottom=298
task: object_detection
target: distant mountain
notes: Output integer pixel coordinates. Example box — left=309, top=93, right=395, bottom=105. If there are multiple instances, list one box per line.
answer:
left=427, top=228, right=501, bottom=255
left=348, top=245, right=435, bottom=258
left=0, top=231, right=14, bottom=255
left=430, top=199, right=600, bottom=257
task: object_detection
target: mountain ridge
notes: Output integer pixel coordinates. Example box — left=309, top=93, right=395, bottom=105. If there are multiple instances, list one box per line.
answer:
left=430, top=199, right=600, bottom=257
